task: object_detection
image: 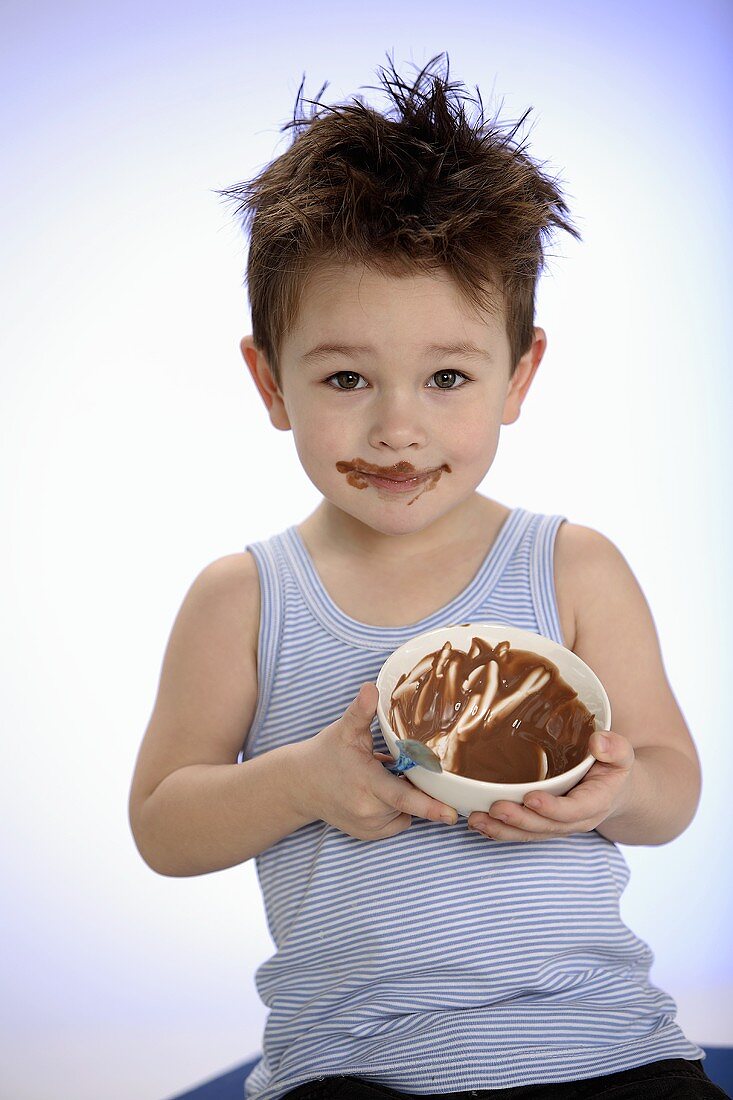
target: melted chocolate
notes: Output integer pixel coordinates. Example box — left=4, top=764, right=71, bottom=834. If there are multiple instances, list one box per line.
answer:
left=388, top=637, right=596, bottom=783
left=335, top=459, right=451, bottom=505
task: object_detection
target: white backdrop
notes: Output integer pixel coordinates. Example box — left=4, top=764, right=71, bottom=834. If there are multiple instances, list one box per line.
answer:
left=2, top=3, right=731, bottom=1098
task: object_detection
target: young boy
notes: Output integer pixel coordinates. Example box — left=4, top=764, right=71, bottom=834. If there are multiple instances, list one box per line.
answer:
left=128, top=55, right=727, bottom=1100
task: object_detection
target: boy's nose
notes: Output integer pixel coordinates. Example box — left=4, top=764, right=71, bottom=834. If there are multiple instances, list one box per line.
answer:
left=367, top=399, right=429, bottom=451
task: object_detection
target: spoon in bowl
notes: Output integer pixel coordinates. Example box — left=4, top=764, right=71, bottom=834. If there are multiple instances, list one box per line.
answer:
left=385, top=738, right=443, bottom=775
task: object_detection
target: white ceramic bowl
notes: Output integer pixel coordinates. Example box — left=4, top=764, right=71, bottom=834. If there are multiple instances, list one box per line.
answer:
left=376, top=621, right=611, bottom=818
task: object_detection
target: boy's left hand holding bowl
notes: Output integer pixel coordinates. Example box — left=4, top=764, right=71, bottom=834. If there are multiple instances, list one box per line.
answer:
left=467, top=728, right=635, bottom=841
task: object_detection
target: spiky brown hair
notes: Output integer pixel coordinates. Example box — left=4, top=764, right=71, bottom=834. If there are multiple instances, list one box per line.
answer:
left=217, top=52, right=581, bottom=387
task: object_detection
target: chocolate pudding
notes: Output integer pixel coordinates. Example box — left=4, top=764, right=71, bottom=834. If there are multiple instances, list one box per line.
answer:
left=388, top=637, right=596, bottom=783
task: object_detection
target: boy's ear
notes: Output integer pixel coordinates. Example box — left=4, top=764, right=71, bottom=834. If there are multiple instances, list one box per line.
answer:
left=501, top=328, right=547, bottom=426
left=239, top=335, right=291, bottom=431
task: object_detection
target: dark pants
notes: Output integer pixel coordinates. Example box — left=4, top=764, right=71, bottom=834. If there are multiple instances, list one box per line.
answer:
left=281, top=1058, right=730, bottom=1099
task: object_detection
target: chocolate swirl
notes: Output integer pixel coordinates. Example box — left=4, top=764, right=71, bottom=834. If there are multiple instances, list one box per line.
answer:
left=388, top=637, right=596, bottom=783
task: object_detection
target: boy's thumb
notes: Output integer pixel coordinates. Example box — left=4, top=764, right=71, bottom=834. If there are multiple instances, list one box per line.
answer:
left=349, top=682, right=379, bottom=721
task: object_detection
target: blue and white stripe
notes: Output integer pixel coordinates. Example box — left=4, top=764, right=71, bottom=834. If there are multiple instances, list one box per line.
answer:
left=239, top=506, right=704, bottom=1099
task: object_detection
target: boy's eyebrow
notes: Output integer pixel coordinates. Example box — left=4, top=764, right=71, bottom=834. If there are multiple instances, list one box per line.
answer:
left=299, top=341, right=494, bottom=364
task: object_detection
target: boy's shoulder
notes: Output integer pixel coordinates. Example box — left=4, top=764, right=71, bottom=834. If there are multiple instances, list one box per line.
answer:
left=555, top=521, right=632, bottom=592
left=553, top=521, right=634, bottom=653
left=190, top=550, right=261, bottom=658
left=196, top=549, right=260, bottom=599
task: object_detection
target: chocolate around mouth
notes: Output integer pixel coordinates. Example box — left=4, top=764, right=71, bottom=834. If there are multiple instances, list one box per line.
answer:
left=335, top=460, right=451, bottom=505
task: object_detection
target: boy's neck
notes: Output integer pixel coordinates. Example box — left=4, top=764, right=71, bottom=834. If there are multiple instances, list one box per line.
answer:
left=298, top=492, right=507, bottom=569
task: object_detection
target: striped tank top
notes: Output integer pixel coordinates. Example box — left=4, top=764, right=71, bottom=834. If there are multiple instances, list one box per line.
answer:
left=239, top=506, right=704, bottom=1099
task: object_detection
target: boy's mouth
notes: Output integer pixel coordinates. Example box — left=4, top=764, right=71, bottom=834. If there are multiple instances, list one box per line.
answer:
left=335, top=459, right=451, bottom=500
left=336, top=459, right=446, bottom=482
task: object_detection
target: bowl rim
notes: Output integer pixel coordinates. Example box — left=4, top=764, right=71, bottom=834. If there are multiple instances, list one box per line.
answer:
left=375, top=621, right=610, bottom=791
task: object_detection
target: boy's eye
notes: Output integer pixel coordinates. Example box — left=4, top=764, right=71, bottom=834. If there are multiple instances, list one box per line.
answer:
left=429, top=369, right=470, bottom=390
left=324, top=371, right=366, bottom=391
left=323, top=369, right=471, bottom=391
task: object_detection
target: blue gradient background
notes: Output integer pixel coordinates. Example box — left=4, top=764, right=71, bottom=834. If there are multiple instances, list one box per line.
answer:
left=1, top=3, right=731, bottom=1098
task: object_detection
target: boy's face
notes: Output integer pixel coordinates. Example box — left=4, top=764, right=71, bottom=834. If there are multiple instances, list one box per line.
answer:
left=241, top=261, right=545, bottom=540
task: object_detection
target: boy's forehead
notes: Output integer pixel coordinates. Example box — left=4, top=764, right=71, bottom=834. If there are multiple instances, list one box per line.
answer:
left=284, top=259, right=507, bottom=360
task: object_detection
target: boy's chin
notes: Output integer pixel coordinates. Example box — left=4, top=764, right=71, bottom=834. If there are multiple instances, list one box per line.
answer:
left=328, top=496, right=457, bottom=538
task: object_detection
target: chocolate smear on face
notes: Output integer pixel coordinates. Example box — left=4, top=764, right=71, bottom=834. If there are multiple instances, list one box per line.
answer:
left=336, top=459, right=450, bottom=505
left=389, top=637, right=597, bottom=782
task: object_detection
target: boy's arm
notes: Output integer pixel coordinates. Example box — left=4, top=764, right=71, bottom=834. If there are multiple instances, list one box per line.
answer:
left=128, top=554, right=315, bottom=877
left=129, top=554, right=457, bottom=875
left=559, top=524, right=701, bottom=845
left=471, top=524, right=701, bottom=846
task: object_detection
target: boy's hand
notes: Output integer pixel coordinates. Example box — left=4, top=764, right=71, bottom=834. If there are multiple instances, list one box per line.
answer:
left=467, top=730, right=635, bottom=841
left=295, top=682, right=459, bottom=841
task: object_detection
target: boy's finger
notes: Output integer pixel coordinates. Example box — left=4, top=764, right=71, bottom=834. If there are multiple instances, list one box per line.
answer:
left=481, top=797, right=581, bottom=832
left=377, top=769, right=458, bottom=825
left=342, top=683, right=379, bottom=732
left=508, top=777, right=609, bottom=823
left=590, top=729, right=635, bottom=769
left=355, top=681, right=379, bottom=712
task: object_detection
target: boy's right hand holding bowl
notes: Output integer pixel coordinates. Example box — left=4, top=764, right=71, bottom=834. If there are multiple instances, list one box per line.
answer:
left=294, top=682, right=459, bottom=841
